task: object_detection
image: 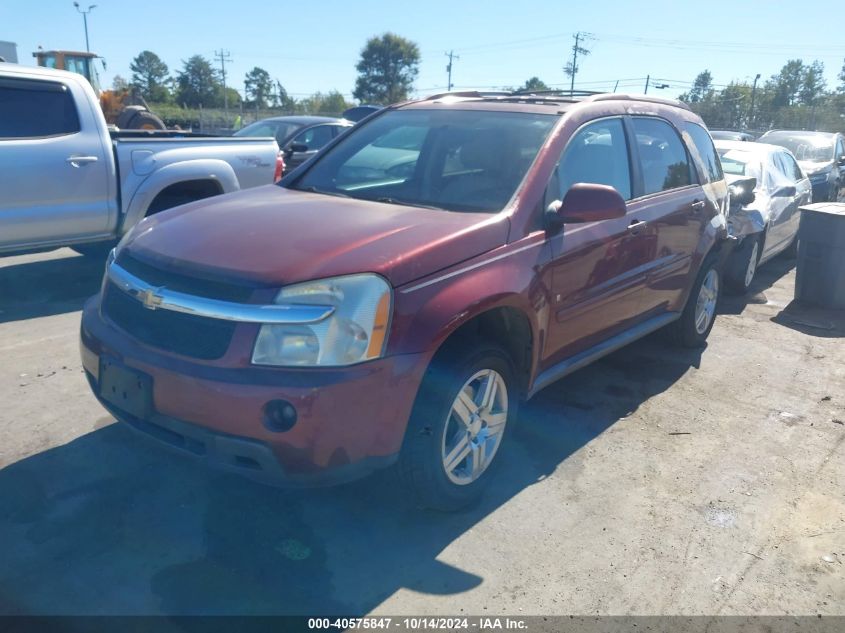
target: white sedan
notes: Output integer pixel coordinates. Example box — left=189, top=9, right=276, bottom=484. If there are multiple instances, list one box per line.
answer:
left=715, top=140, right=812, bottom=293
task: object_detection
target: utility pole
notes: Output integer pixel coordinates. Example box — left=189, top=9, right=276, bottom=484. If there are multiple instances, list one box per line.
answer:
left=445, top=51, right=459, bottom=91
left=215, top=49, right=232, bottom=114
left=564, top=32, right=592, bottom=95
left=73, top=3, right=97, bottom=53
left=749, top=73, right=761, bottom=129
left=644, top=75, right=650, bottom=94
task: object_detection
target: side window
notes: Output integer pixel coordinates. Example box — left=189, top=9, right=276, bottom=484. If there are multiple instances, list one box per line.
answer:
left=684, top=122, right=723, bottom=183
left=836, top=138, right=845, bottom=160
left=292, top=125, right=334, bottom=151
left=779, top=152, right=803, bottom=182
left=632, top=117, right=693, bottom=195
left=0, top=79, right=80, bottom=139
left=556, top=118, right=632, bottom=200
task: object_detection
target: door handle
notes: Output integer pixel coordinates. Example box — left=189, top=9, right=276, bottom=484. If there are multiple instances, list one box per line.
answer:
left=628, top=219, right=647, bottom=233
left=691, top=200, right=706, bottom=212
left=66, top=155, right=99, bottom=167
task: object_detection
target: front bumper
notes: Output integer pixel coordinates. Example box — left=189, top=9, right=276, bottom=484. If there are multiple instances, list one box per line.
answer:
left=80, top=295, right=429, bottom=486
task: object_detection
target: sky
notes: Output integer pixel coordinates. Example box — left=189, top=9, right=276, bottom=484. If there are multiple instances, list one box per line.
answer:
left=4, top=0, right=845, bottom=102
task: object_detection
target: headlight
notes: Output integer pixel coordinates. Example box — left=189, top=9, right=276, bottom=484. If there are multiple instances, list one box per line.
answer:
left=251, top=274, right=392, bottom=367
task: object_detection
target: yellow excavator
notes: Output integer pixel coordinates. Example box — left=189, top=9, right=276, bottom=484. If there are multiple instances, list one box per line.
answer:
left=33, top=49, right=166, bottom=130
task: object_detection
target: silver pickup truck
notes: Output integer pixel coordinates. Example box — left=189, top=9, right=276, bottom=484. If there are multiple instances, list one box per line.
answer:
left=0, top=63, right=281, bottom=256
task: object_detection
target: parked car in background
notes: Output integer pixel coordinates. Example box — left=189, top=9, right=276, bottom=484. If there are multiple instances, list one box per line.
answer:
left=710, top=130, right=755, bottom=142
left=757, top=130, right=845, bottom=202
left=715, top=140, right=811, bottom=293
left=0, top=63, right=281, bottom=258
left=81, top=91, right=729, bottom=510
left=234, top=115, right=353, bottom=173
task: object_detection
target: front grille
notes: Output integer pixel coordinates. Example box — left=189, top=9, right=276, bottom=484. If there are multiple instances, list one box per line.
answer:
left=117, top=252, right=257, bottom=302
left=102, top=282, right=236, bottom=360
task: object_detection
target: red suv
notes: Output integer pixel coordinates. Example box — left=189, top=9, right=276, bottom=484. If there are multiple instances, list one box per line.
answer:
left=81, top=91, right=729, bottom=510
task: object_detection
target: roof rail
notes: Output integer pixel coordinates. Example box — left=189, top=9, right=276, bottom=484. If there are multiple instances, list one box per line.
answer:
left=584, top=93, right=691, bottom=111
left=424, top=90, right=511, bottom=101
left=511, top=89, right=604, bottom=97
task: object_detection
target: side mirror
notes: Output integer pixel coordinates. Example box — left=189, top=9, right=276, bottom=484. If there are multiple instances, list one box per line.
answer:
left=772, top=184, right=797, bottom=198
left=729, top=177, right=756, bottom=207
left=837, top=155, right=845, bottom=166
left=289, top=142, right=309, bottom=153
left=545, top=183, right=627, bottom=231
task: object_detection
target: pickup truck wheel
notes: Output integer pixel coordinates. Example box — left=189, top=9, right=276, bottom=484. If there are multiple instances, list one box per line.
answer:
left=725, top=235, right=760, bottom=295
left=398, top=342, right=516, bottom=511
left=667, top=254, right=720, bottom=348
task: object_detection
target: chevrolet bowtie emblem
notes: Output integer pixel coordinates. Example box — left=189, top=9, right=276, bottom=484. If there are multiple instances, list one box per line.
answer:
left=137, top=287, right=164, bottom=310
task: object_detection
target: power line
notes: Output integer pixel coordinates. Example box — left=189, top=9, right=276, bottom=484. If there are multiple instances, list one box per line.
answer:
left=445, top=50, right=460, bottom=91
left=214, top=49, right=232, bottom=112
left=564, top=32, right=594, bottom=94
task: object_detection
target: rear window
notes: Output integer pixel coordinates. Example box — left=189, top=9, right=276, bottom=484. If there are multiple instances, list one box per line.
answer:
left=684, top=122, right=723, bottom=184
left=632, top=117, right=693, bottom=195
left=0, top=79, right=80, bottom=138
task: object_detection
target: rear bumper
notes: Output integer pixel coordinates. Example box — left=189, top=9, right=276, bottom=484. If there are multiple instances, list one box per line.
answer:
left=80, top=295, right=429, bottom=487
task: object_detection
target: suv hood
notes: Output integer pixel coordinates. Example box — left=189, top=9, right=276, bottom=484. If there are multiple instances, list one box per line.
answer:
left=123, top=185, right=509, bottom=289
left=798, top=160, right=833, bottom=177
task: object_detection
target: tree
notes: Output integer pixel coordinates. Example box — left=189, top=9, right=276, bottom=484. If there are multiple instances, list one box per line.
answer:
left=129, top=50, right=171, bottom=102
left=353, top=33, right=420, bottom=105
left=518, top=77, right=550, bottom=92
left=175, top=55, right=221, bottom=107
left=800, top=60, right=826, bottom=106
left=839, top=57, right=845, bottom=93
left=111, top=75, right=129, bottom=92
left=768, top=59, right=805, bottom=107
left=244, top=66, right=273, bottom=108
left=679, top=70, right=714, bottom=104
left=273, top=80, right=296, bottom=111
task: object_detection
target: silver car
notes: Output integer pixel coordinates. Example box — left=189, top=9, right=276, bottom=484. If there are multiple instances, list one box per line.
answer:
left=715, top=140, right=812, bottom=293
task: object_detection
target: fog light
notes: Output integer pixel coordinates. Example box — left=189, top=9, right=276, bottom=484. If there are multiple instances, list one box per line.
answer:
left=263, top=399, right=298, bottom=432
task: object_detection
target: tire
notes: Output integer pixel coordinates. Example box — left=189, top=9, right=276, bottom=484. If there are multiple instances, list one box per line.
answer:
left=397, top=340, right=518, bottom=511
left=667, top=253, right=720, bottom=348
left=71, top=241, right=116, bottom=259
left=126, top=110, right=166, bottom=131
left=725, top=235, right=760, bottom=295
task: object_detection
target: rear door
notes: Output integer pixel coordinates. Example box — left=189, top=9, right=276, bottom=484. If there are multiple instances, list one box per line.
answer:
left=542, top=117, right=655, bottom=366
left=628, top=117, right=709, bottom=316
left=0, top=75, right=111, bottom=249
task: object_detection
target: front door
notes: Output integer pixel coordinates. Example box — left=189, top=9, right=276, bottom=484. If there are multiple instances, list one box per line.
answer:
left=542, top=117, right=654, bottom=368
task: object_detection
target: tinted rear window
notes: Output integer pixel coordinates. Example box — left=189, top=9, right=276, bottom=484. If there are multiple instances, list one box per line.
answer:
left=684, top=122, right=723, bottom=184
left=0, top=79, right=80, bottom=138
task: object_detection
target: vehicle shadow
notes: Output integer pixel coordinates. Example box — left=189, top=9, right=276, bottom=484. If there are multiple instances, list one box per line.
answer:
left=771, top=301, right=845, bottom=338
left=0, top=251, right=106, bottom=323
left=0, top=336, right=701, bottom=616
left=717, top=256, right=795, bottom=316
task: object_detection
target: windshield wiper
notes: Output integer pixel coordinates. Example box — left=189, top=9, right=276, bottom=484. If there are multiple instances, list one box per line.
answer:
left=373, top=196, right=442, bottom=210
left=299, top=186, right=350, bottom=198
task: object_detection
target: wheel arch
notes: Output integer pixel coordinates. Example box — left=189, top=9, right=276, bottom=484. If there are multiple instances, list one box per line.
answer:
left=120, top=159, right=240, bottom=234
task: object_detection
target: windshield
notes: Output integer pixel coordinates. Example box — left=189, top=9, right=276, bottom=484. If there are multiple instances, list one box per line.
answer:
left=289, top=109, right=557, bottom=213
left=717, top=149, right=762, bottom=183
left=234, top=120, right=301, bottom=143
left=761, top=133, right=834, bottom=163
